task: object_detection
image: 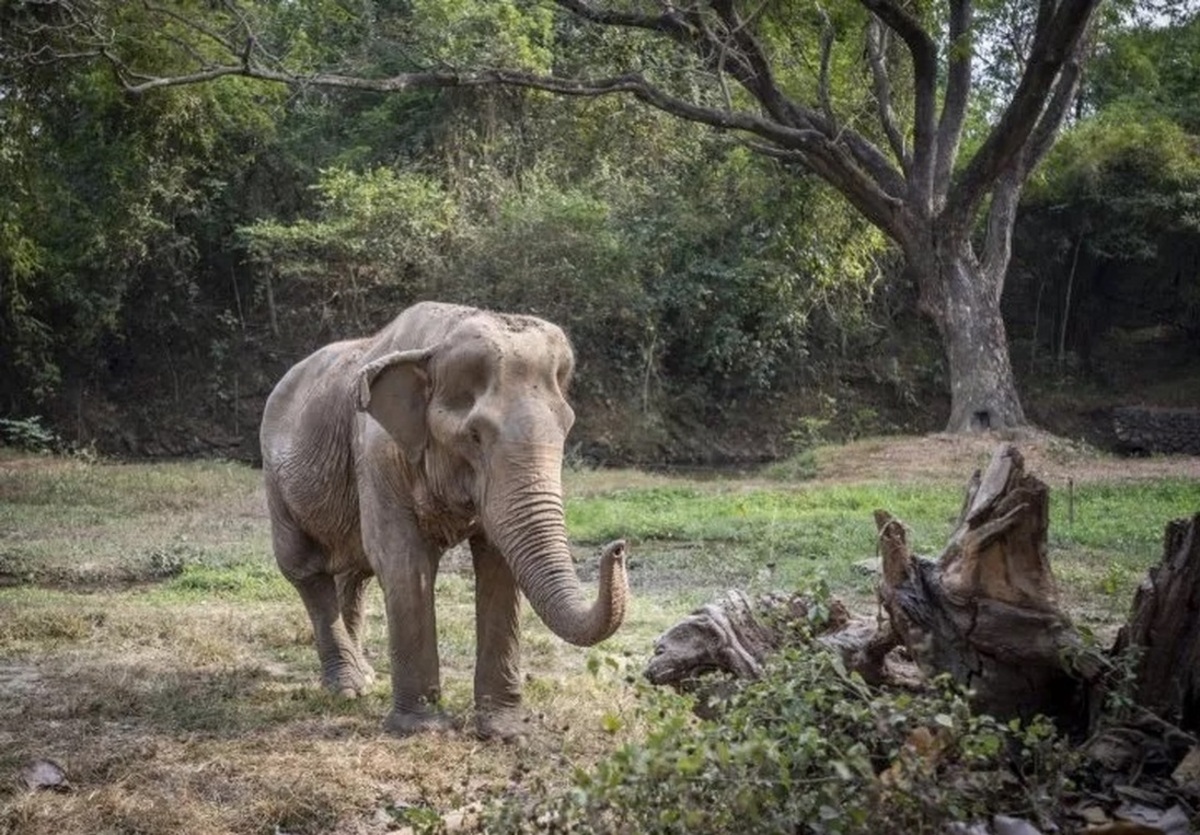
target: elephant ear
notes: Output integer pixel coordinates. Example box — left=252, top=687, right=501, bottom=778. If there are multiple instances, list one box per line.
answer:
left=355, top=348, right=435, bottom=460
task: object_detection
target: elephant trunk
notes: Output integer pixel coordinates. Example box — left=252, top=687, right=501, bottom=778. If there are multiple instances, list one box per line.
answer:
left=484, top=445, right=628, bottom=647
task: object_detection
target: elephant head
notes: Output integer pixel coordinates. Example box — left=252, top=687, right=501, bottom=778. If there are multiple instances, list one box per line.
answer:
left=355, top=314, right=627, bottom=647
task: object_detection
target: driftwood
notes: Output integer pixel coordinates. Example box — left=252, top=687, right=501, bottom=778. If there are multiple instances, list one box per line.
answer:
left=644, top=590, right=844, bottom=714
left=644, top=590, right=922, bottom=714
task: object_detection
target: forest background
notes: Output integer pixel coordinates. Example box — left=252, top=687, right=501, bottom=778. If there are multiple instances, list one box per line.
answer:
left=1, top=0, right=1198, bottom=466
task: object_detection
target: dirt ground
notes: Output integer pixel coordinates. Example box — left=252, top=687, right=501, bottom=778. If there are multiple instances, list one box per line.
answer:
left=814, top=429, right=1200, bottom=487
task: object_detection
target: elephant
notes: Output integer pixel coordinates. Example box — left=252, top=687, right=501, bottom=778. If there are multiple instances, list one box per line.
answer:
left=259, top=301, right=629, bottom=739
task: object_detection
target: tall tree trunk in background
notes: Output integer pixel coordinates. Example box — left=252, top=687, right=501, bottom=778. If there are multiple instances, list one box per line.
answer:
left=909, top=234, right=1027, bottom=432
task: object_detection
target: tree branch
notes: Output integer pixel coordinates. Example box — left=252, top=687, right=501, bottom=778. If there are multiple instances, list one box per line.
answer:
left=113, top=59, right=467, bottom=95
left=817, top=6, right=837, bottom=126
left=707, top=0, right=794, bottom=128
left=979, top=26, right=1087, bottom=286
left=865, top=19, right=908, bottom=172
left=740, top=141, right=906, bottom=239
left=979, top=171, right=1023, bottom=294
left=947, top=0, right=1100, bottom=231
left=556, top=1, right=909, bottom=214
left=554, top=0, right=692, bottom=35
left=933, top=0, right=973, bottom=204
left=859, top=0, right=938, bottom=214
left=1022, top=32, right=1087, bottom=178
left=142, top=1, right=238, bottom=54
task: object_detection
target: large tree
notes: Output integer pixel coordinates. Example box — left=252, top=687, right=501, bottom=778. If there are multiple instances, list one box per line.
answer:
left=19, top=0, right=1112, bottom=431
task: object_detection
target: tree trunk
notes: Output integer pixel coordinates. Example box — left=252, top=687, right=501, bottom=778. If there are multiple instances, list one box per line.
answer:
left=941, top=261, right=1026, bottom=432
left=874, top=443, right=1091, bottom=731
left=1113, top=513, right=1200, bottom=732
left=910, top=236, right=1027, bottom=433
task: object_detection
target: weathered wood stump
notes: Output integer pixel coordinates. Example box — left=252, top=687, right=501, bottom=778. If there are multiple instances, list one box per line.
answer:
left=647, top=442, right=1200, bottom=747
left=1113, top=512, right=1200, bottom=732
left=644, top=443, right=1200, bottom=829
left=875, top=443, right=1093, bottom=731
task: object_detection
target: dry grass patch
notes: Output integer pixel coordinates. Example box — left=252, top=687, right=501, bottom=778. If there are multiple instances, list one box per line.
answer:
left=810, top=429, right=1200, bottom=486
left=0, top=584, right=645, bottom=834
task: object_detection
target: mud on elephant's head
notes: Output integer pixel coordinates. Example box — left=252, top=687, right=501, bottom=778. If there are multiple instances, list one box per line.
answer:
left=357, top=310, right=627, bottom=647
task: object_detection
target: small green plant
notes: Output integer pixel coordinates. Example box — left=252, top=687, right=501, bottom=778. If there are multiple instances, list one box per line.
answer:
left=1099, top=563, right=1126, bottom=596
left=787, top=415, right=832, bottom=452
left=846, top=406, right=879, bottom=441
left=0, top=415, right=59, bottom=452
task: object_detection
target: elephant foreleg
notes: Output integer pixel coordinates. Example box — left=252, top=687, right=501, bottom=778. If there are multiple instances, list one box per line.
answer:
left=359, top=463, right=452, bottom=736
left=470, top=535, right=525, bottom=741
left=336, top=569, right=376, bottom=685
left=375, top=550, right=452, bottom=735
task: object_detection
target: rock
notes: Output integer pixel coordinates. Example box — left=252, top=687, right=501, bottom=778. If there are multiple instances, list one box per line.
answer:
left=19, top=759, right=70, bottom=792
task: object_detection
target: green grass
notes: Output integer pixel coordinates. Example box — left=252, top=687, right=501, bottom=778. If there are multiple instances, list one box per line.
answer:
left=567, top=476, right=1200, bottom=618
left=0, top=445, right=1197, bottom=834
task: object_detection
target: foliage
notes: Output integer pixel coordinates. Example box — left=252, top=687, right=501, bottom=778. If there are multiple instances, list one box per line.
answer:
left=1007, top=15, right=1200, bottom=372
left=3, top=0, right=1199, bottom=450
left=240, top=165, right=462, bottom=324
left=1031, top=103, right=1200, bottom=260
left=406, top=0, right=555, bottom=70
left=487, top=649, right=1077, bottom=834
left=240, top=89, right=887, bottom=409
left=0, top=416, right=60, bottom=453
left=1085, top=12, right=1200, bottom=133
left=0, top=2, right=284, bottom=415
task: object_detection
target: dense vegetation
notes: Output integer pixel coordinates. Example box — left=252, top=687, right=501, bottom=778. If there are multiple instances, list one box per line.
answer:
left=1, top=2, right=1198, bottom=461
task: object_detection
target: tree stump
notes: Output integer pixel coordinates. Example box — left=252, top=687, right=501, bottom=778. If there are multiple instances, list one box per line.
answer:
left=875, top=443, right=1092, bottom=730
left=1113, top=513, right=1200, bottom=732
left=646, top=442, right=1200, bottom=752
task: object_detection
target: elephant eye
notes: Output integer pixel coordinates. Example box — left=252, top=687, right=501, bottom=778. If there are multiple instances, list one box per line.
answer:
left=469, top=428, right=483, bottom=446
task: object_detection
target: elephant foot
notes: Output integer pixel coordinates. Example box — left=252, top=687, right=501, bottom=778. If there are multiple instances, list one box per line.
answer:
left=383, top=708, right=456, bottom=737
left=321, top=660, right=373, bottom=698
left=354, top=655, right=376, bottom=685
left=475, top=705, right=530, bottom=744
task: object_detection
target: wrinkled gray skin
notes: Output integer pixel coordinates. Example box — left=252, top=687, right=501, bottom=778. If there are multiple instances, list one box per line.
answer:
left=261, top=302, right=629, bottom=739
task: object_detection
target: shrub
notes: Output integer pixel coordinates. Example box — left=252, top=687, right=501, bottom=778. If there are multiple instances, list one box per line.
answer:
left=488, top=650, right=1076, bottom=834
left=0, top=415, right=60, bottom=452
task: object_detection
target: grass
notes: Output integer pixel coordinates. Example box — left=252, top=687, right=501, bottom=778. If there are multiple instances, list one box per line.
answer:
left=1, top=440, right=1198, bottom=833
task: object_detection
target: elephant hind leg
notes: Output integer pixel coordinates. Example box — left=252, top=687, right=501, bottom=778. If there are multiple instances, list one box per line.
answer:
left=336, top=569, right=376, bottom=685
left=273, top=524, right=373, bottom=698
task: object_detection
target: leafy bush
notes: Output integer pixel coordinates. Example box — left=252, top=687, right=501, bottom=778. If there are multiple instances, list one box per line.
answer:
left=488, top=651, right=1076, bottom=834
left=0, top=415, right=60, bottom=452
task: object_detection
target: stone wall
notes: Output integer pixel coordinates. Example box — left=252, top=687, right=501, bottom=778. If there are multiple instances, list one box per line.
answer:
left=1113, top=407, right=1200, bottom=455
